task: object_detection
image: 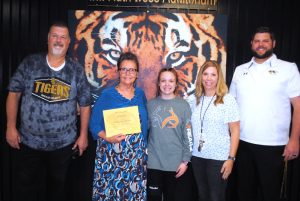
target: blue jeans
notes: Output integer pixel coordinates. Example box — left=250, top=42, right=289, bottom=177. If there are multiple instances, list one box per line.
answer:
left=191, top=156, right=227, bottom=201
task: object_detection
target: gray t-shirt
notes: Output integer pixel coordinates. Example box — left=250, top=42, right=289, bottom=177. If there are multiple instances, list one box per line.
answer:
left=7, top=53, right=91, bottom=151
left=147, top=96, right=193, bottom=171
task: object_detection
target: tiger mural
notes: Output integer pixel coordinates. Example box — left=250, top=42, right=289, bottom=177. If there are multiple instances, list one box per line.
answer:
left=70, top=11, right=227, bottom=101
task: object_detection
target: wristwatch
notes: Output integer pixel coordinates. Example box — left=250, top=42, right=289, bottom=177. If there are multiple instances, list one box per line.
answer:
left=228, top=156, right=236, bottom=161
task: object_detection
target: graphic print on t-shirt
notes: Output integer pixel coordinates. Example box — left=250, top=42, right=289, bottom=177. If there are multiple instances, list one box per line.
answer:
left=32, top=77, right=71, bottom=103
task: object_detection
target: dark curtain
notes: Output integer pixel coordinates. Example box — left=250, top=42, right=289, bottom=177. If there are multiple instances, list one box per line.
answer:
left=1, top=0, right=299, bottom=200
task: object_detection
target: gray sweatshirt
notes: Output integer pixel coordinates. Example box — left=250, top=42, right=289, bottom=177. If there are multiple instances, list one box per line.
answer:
left=147, top=96, right=193, bottom=171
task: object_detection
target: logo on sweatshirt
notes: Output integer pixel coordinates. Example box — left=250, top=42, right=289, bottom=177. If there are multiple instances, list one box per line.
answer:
left=161, top=108, right=179, bottom=128
left=32, top=77, right=70, bottom=103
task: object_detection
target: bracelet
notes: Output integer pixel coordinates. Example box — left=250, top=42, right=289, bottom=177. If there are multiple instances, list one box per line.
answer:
left=228, top=156, right=236, bottom=161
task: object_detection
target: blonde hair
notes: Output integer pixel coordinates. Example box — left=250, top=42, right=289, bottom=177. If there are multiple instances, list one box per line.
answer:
left=195, top=60, right=228, bottom=105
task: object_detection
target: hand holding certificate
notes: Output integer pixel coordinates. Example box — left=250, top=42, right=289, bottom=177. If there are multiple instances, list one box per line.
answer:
left=103, top=106, right=141, bottom=137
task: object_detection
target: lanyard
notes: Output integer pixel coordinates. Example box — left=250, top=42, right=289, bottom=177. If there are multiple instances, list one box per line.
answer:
left=199, top=94, right=216, bottom=133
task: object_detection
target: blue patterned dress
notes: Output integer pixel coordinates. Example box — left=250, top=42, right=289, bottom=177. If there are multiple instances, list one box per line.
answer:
left=89, top=86, right=148, bottom=201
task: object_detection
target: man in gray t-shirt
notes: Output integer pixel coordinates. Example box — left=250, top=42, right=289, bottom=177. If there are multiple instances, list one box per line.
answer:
left=6, top=21, right=91, bottom=201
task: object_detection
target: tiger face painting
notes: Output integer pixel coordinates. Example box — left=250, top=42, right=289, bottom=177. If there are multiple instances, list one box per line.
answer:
left=70, top=11, right=227, bottom=101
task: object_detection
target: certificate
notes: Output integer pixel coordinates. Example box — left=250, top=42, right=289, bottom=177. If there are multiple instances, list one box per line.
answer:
left=103, top=106, right=141, bottom=137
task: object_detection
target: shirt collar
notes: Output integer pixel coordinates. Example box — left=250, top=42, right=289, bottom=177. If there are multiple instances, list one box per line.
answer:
left=248, top=54, right=277, bottom=69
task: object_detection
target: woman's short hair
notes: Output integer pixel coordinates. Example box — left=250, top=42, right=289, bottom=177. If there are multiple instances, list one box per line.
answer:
left=117, top=52, right=139, bottom=72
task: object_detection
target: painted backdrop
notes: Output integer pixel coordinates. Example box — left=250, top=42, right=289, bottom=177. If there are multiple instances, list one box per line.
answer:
left=68, top=11, right=227, bottom=102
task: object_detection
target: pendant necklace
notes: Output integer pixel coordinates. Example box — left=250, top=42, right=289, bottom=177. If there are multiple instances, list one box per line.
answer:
left=198, top=93, right=216, bottom=152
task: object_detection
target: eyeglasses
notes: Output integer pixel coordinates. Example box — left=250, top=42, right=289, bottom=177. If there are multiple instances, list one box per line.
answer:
left=119, top=67, right=138, bottom=74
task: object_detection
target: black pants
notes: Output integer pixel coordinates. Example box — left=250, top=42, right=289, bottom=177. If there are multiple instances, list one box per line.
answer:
left=147, top=165, right=194, bottom=201
left=12, top=143, right=74, bottom=201
left=191, top=157, right=227, bottom=201
left=236, top=140, right=285, bottom=201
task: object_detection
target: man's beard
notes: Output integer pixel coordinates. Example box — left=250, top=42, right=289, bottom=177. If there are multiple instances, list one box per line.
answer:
left=252, top=48, right=273, bottom=59
left=51, top=44, right=65, bottom=56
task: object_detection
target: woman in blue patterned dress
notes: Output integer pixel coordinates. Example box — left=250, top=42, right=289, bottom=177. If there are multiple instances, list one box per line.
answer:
left=89, top=52, right=148, bottom=201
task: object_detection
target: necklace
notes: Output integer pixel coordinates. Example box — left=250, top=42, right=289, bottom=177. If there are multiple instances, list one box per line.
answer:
left=198, top=93, right=215, bottom=152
